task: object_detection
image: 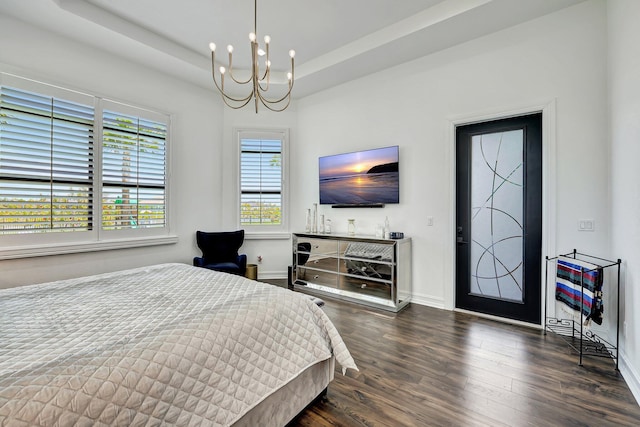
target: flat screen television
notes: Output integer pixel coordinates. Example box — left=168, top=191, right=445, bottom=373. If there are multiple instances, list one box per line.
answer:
left=319, top=145, right=399, bottom=206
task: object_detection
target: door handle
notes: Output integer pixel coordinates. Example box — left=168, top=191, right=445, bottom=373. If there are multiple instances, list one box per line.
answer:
left=456, top=226, right=468, bottom=244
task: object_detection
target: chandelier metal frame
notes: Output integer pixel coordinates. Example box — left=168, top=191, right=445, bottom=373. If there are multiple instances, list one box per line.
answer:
left=209, top=0, right=295, bottom=113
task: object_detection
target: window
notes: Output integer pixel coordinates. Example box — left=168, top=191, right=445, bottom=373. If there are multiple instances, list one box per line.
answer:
left=0, top=86, right=94, bottom=234
left=102, top=108, right=166, bottom=231
left=0, top=74, right=172, bottom=257
left=238, top=129, right=288, bottom=232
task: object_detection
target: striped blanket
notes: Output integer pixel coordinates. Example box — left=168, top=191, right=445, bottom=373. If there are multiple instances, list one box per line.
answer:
left=555, top=256, right=604, bottom=325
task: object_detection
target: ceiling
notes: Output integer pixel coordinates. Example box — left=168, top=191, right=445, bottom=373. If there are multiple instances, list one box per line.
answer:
left=0, top=0, right=586, bottom=99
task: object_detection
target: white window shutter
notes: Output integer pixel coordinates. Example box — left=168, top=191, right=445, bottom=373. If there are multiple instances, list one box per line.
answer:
left=240, top=137, right=283, bottom=226
left=0, top=86, right=94, bottom=233
left=102, top=110, right=167, bottom=230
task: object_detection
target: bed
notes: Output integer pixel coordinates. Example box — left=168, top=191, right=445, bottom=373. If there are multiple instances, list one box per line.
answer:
left=0, top=263, right=357, bottom=426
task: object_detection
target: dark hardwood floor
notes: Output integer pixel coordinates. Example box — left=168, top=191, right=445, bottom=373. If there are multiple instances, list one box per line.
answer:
left=268, top=281, right=640, bottom=426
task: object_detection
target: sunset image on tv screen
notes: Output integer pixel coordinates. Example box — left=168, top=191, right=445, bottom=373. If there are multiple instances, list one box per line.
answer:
left=319, top=146, right=399, bottom=205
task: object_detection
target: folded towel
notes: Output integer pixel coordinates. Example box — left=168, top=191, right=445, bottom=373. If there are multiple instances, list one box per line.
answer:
left=555, top=256, right=604, bottom=325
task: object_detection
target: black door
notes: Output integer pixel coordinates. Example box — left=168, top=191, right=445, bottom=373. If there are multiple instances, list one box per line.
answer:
left=455, top=113, right=542, bottom=324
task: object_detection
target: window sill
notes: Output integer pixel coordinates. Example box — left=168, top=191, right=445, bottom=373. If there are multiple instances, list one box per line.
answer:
left=245, top=232, right=291, bottom=240
left=0, top=235, right=179, bottom=260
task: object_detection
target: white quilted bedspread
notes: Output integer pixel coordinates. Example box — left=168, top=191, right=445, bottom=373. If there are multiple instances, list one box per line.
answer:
left=0, top=263, right=357, bottom=426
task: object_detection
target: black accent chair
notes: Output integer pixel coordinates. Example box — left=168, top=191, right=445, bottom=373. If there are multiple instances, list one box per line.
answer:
left=297, top=242, right=311, bottom=266
left=293, top=242, right=312, bottom=280
left=193, top=230, right=247, bottom=276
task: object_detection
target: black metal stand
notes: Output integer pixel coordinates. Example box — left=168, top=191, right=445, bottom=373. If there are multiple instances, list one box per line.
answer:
left=544, top=249, right=621, bottom=370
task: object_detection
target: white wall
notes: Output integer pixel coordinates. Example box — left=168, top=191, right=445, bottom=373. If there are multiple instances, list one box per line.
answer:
left=297, top=0, right=609, bottom=309
left=0, top=15, right=224, bottom=288
left=608, top=0, right=640, bottom=403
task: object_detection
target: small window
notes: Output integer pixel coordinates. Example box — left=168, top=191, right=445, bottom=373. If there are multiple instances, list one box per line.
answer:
left=238, top=129, right=288, bottom=231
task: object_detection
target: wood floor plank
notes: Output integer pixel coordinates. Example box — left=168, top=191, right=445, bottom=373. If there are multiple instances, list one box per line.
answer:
left=265, top=283, right=640, bottom=427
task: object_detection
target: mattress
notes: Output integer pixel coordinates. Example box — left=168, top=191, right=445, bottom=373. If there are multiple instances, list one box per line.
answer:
left=0, top=263, right=357, bottom=426
left=233, top=358, right=334, bottom=427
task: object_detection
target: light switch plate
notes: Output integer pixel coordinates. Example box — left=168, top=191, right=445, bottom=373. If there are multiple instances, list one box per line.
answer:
left=578, top=219, right=594, bottom=231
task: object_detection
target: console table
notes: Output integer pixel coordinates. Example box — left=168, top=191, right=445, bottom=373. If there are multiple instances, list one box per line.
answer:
left=292, top=233, right=411, bottom=312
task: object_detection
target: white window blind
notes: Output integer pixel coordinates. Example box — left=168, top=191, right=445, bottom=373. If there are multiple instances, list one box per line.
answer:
left=102, top=110, right=167, bottom=230
left=240, top=137, right=283, bottom=226
left=0, top=86, right=94, bottom=234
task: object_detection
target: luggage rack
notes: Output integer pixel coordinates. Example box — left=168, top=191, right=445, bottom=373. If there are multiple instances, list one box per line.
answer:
left=544, top=249, right=621, bottom=369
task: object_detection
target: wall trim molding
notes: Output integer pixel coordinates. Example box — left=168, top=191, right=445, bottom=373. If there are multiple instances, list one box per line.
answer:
left=0, top=235, right=178, bottom=260
left=246, top=232, right=291, bottom=240
left=258, top=270, right=287, bottom=281
left=408, top=293, right=445, bottom=310
left=620, top=349, right=640, bottom=406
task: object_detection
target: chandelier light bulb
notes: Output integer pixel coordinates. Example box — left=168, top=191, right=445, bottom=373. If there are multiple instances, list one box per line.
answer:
left=227, top=45, right=234, bottom=53
left=249, top=32, right=256, bottom=42
left=287, top=72, right=292, bottom=80
left=289, top=49, right=296, bottom=58
left=219, top=66, right=226, bottom=74
left=258, top=48, right=266, bottom=56
left=266, top=60, right=271, bottom=68
left=264, top=35, right=271, bottom=44
left=209, top=42, right=216, bottom=52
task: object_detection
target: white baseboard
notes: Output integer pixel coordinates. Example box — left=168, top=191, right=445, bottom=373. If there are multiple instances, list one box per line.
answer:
left=257, top=270, right=287, bottom=281
left=619, top=349, right=640, bottom=406
left=409, top=293, right=445, bottom=309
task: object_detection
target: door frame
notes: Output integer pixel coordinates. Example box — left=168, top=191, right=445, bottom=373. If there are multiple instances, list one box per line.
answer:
left=445, top=100, right=557, bottom=327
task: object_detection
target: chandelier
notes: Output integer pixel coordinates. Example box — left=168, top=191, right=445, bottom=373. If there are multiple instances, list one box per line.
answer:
left=209, top=0, right=295, bottom=113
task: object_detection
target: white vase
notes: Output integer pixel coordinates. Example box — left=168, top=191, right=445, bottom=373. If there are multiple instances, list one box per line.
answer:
left=305, top=209, right=311, bottom=232
left=312, top=203, right=318, bottom=233
left=384, top=216, right=390, bottom=239
left=347, top=219, right=356, bottom=236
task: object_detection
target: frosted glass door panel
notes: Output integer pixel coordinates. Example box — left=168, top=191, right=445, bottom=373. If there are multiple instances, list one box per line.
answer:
left=470, top=130, right=523, bottom=303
